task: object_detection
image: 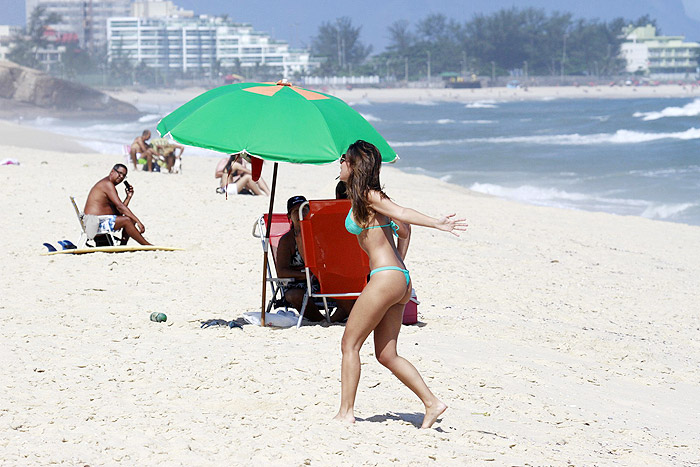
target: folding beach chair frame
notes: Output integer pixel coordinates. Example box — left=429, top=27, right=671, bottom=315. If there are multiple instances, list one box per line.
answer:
left=251, top=213, right=295, bottom=314
left=70, top=196, right=120, bottom=248
left=297, top=199, right=370, bottom=328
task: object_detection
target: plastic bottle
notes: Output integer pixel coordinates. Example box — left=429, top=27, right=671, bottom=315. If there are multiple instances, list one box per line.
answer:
left=150, top=312, right=167, bottom=322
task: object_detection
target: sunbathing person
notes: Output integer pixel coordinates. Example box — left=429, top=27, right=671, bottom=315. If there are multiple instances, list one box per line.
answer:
left=150, top=137, right=184, bottom=173
left=129, top=130, right=156, bottom=171
left=83, top=164, right=151, bottom=245
left=215, top=154, right=270, bottom=196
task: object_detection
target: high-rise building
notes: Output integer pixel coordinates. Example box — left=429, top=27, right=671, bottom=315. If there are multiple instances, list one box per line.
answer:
left=0, top=25, right=21, bottom=60
left=25, top=0, right=131, bottom=50
left=107, top=16, right=318, bottom=77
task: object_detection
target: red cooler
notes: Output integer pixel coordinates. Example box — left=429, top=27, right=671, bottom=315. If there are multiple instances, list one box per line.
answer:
left=402, top=289, right=419, bottom=325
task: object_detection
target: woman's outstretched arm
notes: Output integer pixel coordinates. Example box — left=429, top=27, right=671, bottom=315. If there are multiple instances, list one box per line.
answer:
left=368, top=191, right=468, bottom=236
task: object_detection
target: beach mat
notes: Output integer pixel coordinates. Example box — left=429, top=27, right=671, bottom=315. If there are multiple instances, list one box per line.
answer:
left=42, top=245, right=182, bottom=255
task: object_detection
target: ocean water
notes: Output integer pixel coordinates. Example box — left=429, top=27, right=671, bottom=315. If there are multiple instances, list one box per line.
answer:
left=354, top=97, right=700, bottom=226
left=21, top=96, right=700, bottom=226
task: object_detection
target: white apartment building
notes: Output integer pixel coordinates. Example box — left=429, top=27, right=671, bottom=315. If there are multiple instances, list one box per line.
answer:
left=621, top=25, right=700, bottom=78
left=0, top=25, right=21, bottom=60
left=26, top=0, right=131, bottom=50
left=131, top=0, right=193, bottom=18
left=107, top=16, right=318, bottom=77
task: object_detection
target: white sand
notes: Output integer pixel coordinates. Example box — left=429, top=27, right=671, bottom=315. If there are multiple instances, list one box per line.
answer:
left=1, top=122, right=700, bottom=465
left=108, top=83, right=700, bottom=107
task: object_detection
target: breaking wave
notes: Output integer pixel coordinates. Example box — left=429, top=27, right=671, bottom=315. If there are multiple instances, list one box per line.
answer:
left=633, top=98, right=700, bottom=121
left=470, top=183, right=697, bottom=220
left=391, top=128, right=700, bottom=147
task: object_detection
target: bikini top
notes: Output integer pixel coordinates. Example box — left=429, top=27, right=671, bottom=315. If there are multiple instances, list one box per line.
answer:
left=345, top=208, right=398, bottom=236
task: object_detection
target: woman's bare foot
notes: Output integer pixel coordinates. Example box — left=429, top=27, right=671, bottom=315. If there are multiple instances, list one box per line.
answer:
left=333, top=412, right=356, bottom=424
left=421, top=401, right=447, bottom=429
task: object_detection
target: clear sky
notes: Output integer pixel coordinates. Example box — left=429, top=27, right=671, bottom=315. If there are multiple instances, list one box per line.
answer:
left=2, top=0, right=699, bottom=50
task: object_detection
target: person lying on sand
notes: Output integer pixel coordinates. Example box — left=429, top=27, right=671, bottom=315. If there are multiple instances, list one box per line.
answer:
left=83, top=164, right=151, bottom=245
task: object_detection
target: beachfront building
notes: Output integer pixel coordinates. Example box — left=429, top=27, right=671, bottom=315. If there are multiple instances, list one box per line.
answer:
left=130, top=0, right=193, bottom=19
left=0, top=25, right=21, bottom=61
left=620, top=25, right=700, bottom=79
left=25, top=0, right=131, bottom=51
left=106, top=16, right=318, bottom=78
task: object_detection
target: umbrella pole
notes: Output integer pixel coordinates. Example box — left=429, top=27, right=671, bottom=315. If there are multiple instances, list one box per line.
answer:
left=260, top=162, right=279, bottom=326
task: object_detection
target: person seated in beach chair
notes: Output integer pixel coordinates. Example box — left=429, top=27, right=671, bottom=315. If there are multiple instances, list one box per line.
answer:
left=214, top=154, right=270, bottom=196
left=150, top=137, right=184, bottom=173
left=83, top=164, right=151, bottom=245
left=277, top=195, right=354, bottom=323
left=129, top=130, right=157, bottom=171
left=276, top=195, right=324, bottom=321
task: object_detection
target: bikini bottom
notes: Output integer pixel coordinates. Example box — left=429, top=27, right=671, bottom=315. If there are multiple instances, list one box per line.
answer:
left=369, top=266, right=410, bottom=286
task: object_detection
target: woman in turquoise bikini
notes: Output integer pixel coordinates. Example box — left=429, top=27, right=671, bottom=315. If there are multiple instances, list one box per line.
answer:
left=334, top=140, right=467, bottom=428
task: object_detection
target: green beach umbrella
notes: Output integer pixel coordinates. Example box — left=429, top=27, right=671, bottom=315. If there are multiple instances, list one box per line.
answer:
left=157, top=81, right=397, bottom=164
left=157, top=81, right=397, bottom=325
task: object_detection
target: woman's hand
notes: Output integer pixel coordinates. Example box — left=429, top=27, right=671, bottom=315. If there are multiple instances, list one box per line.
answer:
left=435, top=213, right=468, bottom=236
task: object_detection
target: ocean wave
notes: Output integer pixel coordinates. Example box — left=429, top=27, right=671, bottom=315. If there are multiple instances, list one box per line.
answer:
left=633, top=98, right=700, bottom=121
left=641, top=203, right=696, bottom=219
left=412, top=100, right=438, bottom=106
left=465, top=100, right=498, bottom=109
left=405, top=119, right=494, bottom=125
left=470, top=183, right=593, bottom=203
left=629, top=165, right=700, bottom=177
left=347, top=99, right=373, bottom=106
left=470, top=182, right=696, bottom=220
left=138, top=113, right=161, bottom=123
left=360, top=113, right=381, bottom=122
left=391, top=128, right=700, bottom=147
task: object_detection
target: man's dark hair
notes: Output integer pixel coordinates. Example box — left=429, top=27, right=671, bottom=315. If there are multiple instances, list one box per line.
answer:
left=335, top=181, right=348, bottom=199
left=142, top=129, right=151, bottom=137
left=113, top=163, right=127, bottom=172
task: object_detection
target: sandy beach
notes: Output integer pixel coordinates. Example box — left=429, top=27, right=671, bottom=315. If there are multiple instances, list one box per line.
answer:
left=106, top=83, right=700, bottom=109
left=1, top=113, right=700, bottom=465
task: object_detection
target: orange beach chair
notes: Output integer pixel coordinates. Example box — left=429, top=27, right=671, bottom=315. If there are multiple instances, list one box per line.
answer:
left=297, top=199, right=370, bottom=327
left=252, top=213, right=294, bottom=314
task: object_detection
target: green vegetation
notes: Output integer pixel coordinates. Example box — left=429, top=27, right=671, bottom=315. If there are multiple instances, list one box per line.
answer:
left=312, top=9, right=661, bottom=79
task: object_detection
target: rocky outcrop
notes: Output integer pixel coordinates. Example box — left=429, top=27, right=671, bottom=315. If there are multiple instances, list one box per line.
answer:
left=0, top=60, right=140, bottom=117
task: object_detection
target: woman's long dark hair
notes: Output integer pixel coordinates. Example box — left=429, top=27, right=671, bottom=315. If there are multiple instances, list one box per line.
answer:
left=345, top=140, right=388, bottom=225
left=223, top=154, right=239, bottom=173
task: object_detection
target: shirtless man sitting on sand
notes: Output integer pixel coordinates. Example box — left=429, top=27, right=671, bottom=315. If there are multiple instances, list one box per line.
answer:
left=129, top=130, right=156, bottom=171
left=84, top=164, right=151, bottom=245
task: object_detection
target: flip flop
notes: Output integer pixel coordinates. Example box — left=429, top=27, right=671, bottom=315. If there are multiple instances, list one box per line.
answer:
left=58, top=239, right=77, bottom=249
left=43, top=243, right=57, bottom=252
left=200, top=319, right=243, bottom=329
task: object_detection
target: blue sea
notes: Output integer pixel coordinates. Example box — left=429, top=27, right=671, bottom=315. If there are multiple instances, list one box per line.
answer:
left=24, top=96, right=700, bottom=226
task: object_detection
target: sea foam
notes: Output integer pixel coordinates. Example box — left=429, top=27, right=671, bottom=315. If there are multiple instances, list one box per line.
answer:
left=633, top=98, right=700, bottom=121
left=391, top=128, right=700, bottom=147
